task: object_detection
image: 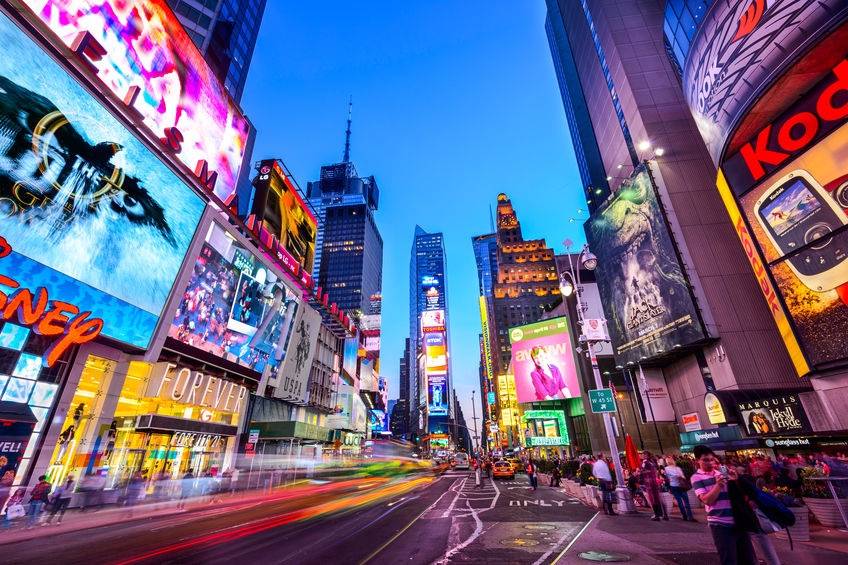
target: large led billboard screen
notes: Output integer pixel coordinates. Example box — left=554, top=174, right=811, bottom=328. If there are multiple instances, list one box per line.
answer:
left=508, top=317, right=579, bottom=404
left=20, top=0, right=250, bottom=201
left=681, top=0, right=846, bottom=163
left=718, top=54, right=848, bottom=371
left=0, top=11, right=204, bottom=349
left=420, top=309, right=446, bottom=333
left=428, top=374, right=448, bottom=417
left=168, top=221, right=300, bottom=373
left=250, top=160, right=317, bottom=273
left=424, top=332, right=448, bottom=375
left=585, top=166, right=707, bottom=364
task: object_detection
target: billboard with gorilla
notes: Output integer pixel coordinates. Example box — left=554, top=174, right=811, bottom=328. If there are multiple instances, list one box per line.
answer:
left=0, top=12, right=204, bottom=348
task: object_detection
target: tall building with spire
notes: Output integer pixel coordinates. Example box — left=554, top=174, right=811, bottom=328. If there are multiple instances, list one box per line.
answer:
left=487, top=194, right=561, bottom=447
left=307, top=102, right=382, bottom=317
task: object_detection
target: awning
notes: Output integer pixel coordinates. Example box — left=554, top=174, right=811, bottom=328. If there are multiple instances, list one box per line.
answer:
left=134, top=414, right=238, bottom=436
left=250, top=420, right=333, bottom=442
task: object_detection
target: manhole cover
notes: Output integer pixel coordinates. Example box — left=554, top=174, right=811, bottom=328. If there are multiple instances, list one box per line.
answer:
left=500, top=538, right=541, bottom=547
left=525, top=524, right=557, bottom=531
left=578, top=551, right=631, bottom=562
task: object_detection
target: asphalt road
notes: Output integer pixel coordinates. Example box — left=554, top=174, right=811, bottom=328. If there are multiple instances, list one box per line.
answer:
left=1, top=471, right=597, bottom=564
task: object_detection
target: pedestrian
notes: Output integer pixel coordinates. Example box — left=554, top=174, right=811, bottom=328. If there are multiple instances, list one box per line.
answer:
left=44, top=475, right=75, bottom=525
left=691, top=445, right=757, bottom=565
left=526, top=458, right=538, bottom=490
left=178, top=469, right=195, bottom=510
left=484, top=458, right=492, bottom=479
left=592, top=454, right=617, bottom=515
left=639, top=451, right=668, bottom=521
left=124, top=471, right=146, bottom=516
left=550, top=464, right=562, bottom=488
left=475, top=457, right=482, bottom=489
left=2, top=489, right=26, bottom=530
left=26, top=475, right=51, bottom=529
left=736, top=466, right=782, bottom=565
left=664, top=457, right=695, bottom=521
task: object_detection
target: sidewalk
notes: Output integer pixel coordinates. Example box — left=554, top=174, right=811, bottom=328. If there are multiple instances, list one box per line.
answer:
left=540, top=476, right=848, bottom=564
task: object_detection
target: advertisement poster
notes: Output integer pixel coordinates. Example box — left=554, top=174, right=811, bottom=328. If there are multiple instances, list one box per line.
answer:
left=428, top=375, right=448, bottom=417
left=277, top=305, right=321, bottom=404
left=342, top=338, right=359, bottom=380
left=327, top=384, right=353, bottom=430
left=0, top=13, right=205, bottom=349
left=508, top=317, right=579, bottom=404
left=422, top=275, right=442, bottom=309
left=250, top=160, right=317, bottom=272
left=421, top=309, right=446, bottom=333
left=369, top=409, right=387, bottom=433
left=681, top=0, right=845, bottom=163
left=721, top=59, right=848, bottom=369
left=736, top=394, right=811, bottom=437
left=585, top=166, right=707, bottom=365
left=682, top=412, right=702, bottom=432
left=424, top=332, right=448, bottom=375
left=636, top=367, right=675, bottom=422
left=169, top=222, right=299, bottom=372
left=0, top=414, right=36, bottom=496
left=21, top=0, right=250, bottom=200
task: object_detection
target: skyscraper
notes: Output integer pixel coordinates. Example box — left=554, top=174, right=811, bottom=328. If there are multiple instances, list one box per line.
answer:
left=399, top=338, right=410, bottom=403
left=167, top=0, right=266, bottom=102
left=307, top=108, right=382, bottom=317
left=488, top=194, right=561, bottom=448
left=409, top=226, right=451, bottom=440
left=545, top=0, right=809, bottom=449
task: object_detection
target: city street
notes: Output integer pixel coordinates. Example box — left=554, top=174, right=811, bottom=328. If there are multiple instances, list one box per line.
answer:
left=0, top=471, right=597, bottom=565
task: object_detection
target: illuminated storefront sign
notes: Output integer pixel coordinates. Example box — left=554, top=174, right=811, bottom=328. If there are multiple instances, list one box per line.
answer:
left=522, top=410, right=569, bottom=447
left=149, top=362, right=248, bottom=414
left=0, top=11, right=205, bottom=349
left=19, top=0, right=250, bottom=200
left=586, top=165, right=708, bottom=365
left=736, top=394, right=811, bottom=436
left=705, top=392, right=727, bottom=425
left=0, top=237, right=103, bottom=366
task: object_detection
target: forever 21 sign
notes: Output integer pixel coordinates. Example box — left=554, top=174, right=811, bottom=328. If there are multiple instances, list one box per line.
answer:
left=148, top=362, right=248, bottom=415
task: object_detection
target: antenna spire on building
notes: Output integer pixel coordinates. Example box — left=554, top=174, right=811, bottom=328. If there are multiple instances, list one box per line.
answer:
left=343, top=95, right=353, bottom=163
left=489, top=204, right=495, bottom=232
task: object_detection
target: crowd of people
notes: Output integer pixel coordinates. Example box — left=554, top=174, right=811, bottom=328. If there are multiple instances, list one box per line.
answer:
left=1, top=468, right=241, bottom=531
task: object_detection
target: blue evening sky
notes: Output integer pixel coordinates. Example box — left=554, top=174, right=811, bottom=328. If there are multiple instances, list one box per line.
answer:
left=241, top=1, right=587, bottom=426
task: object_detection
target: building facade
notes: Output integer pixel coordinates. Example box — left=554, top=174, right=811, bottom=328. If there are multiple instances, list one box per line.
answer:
left=307, top=160, right=382, bottom=317
left=545, top=0, right=823, bottom=454
left=408, top=227, right=452, bottom=443
left=166, top=0, right=266, bottom=102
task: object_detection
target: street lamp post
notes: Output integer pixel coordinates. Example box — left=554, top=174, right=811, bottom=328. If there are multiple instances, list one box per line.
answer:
left=561, top=242, right=636, bottom=514
left=471, top=390, right=480, bottom=454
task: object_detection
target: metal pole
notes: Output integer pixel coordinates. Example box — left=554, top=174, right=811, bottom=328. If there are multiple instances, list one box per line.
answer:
left=623, top=368, right=645, bottom=450
left=471, top=390, right=480, bottom=453
left=638, top=364, right=664, bottom=455
left=568, top=245, right=635, bottom=513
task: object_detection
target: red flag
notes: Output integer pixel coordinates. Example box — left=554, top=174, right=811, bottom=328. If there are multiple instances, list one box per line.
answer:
left=625, top=434, right=640, bottom=472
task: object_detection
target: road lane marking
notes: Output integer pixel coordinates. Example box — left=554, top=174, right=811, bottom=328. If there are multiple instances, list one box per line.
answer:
left=548, top=512, right=600, bottom=565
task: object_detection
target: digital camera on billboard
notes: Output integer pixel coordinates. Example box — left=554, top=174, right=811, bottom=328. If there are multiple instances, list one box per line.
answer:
left=754, top=169, right=848, bottom=292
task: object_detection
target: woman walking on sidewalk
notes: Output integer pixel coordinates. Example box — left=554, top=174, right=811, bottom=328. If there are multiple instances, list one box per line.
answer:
left=44, top=476, right=74, bottom=525
left=639, top=452, right=668, bottom=521
left=26, top=475, right=51, bottom=529
left=664, top=457, right=695, bottom=521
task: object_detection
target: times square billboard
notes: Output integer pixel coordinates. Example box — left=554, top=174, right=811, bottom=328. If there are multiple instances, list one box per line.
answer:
left=15, top=0, right=251, bottom=202
left=717, top=45, right=848, bottom=374
left=0, top=8, right=205, bottom=351
left=585, top=165, right=708, bottom=365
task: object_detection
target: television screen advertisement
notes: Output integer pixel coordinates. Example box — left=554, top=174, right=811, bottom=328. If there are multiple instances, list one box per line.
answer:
left=0, top=12, right=204, bottom=349
left=424, top=332, right=448, bottom=375
left=428, top=375, right=448, bottom=417
left=420, top=309, right=446, bottom=333
left=719, top=56, right=848, bottom=370
left=736, top=394, right=811, bottom=436
left=585, top=165, right=707, bottom=365
left=168, top=222, right=300, bottom=373
left=508, top=317, right=580, bottom=404
left=19, top=0, right=251, bottom=201
left=250, top=160, right=317, bottom=272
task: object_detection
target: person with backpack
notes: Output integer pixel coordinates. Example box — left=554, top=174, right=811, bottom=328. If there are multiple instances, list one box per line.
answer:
left=691, top=445, right=757, bottom=565
left=26, top=475, right=51, bottom=529
left=736, top=465, right=794, bottom=565
left=526, top=458, right=538, bottom=491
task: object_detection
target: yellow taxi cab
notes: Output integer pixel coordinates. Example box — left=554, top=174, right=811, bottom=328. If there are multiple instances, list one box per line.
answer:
left=492, top=460, right=515, bottom=480
left=505, top=457, right=523, bottom=474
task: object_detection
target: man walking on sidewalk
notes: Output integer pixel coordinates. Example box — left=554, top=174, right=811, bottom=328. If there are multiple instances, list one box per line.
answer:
left=692, top=445, right=756, bottom=565
left=526, top=458, right=538, bottom=491
left=592, top=454, right=617, bottom=516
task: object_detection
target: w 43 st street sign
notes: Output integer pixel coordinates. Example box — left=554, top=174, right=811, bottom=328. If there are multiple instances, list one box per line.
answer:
left=589, top=388, right=616, bottom=413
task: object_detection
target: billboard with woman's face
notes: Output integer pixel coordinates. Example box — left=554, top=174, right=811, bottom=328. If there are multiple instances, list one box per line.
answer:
left=509, top=317, right=579, bottom=404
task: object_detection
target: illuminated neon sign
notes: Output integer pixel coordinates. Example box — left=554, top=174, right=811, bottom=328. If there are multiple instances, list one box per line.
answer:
left=0, top=237, right=103, bottom=366
left=20, top=0, right=250, bottom=201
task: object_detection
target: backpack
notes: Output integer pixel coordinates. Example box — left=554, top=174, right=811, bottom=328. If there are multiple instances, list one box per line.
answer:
left=752, top=488, right=795, bottom=528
